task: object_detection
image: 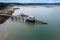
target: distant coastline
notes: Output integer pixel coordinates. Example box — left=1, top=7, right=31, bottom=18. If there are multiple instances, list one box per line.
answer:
left=0, top=2, right=60, bottom=6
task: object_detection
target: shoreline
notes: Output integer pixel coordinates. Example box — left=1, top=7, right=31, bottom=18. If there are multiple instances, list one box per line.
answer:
left=0, top=6, right=19, bottom=24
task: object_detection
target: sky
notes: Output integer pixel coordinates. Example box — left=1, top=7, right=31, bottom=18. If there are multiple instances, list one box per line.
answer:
left=0, top=0, right=60, bottom=3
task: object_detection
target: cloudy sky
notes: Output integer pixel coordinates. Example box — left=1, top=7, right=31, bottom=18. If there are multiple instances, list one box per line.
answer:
left=0, top=0, right=60, bottom=3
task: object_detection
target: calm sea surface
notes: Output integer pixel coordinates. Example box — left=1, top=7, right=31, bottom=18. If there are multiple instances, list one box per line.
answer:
left=0, top=5, right=60, bottom=40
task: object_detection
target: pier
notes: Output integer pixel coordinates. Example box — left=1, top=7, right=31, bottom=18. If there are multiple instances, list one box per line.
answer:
left=10, top=15, right=47, bottom=24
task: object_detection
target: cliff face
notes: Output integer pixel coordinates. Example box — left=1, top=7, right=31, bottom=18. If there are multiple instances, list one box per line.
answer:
left=0, top=15, right=9, bottom=24
left=0, top=6, right=17, bottom=24
left=0, top=4, right=14, bottom=24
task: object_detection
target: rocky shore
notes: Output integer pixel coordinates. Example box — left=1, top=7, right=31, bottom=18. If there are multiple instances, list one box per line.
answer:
left=0, top=6, right=19, bottom=24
